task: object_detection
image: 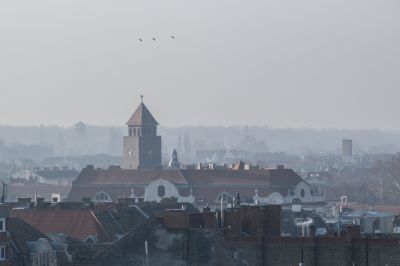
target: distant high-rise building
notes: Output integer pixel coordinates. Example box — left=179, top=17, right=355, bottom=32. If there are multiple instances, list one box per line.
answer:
left=342, top=139, right=353, bottom=157
left=74, top=121, right=87, bottom=140
left=109, top=128, right=121, bottom=156
left=122, top=97, right=162, bottom=169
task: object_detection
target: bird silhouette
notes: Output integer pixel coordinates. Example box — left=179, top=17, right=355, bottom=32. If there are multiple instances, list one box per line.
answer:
left=139, top=38, right=143, bottom=42
left=170, top=36, right=175, bottom=39
left=152, top=37, right=156, bottom=41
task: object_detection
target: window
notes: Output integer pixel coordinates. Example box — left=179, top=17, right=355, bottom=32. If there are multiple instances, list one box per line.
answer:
left=0, top=218, right=5, bottom=232
left=94, top=191, right=112, bottom=202
left=158, top=185, right=165, bottom=198
left=85, top=235, right=97, bottom=244
left=39, top=252, right=49, bottom=266
left=216, top=192, right=233, bottom=203
left=292, top=198, right=302, bottom=205
left=300, top=189, right=305, bottom=198
left=0, top=246, right=6, bottom=261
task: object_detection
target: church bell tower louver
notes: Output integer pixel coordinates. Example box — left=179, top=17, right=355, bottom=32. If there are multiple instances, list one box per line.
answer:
left=122, top=96, right=162, bottom=169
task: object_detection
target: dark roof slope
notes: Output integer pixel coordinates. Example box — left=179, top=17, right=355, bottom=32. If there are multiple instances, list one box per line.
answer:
left=126, top=103, right=158, bottom=126
left=8, top=217, right=49, bottom=254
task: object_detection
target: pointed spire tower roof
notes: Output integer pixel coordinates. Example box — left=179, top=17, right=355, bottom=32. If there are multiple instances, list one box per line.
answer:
left=126, top=95, right=159, bottom=126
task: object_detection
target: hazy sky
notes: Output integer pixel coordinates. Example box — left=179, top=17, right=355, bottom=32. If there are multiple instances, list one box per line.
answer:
left=0, top=0, right=399, bottom=129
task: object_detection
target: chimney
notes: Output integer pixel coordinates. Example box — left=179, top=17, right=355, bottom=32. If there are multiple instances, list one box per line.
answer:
left=277, top=164, right=284, bottom=170
left=36, top=197, right=45, bottom=208
left=17, top=197, right=32, bottom=206
left=309, top=225, right=316, bottom=237
left=347, top=225, right=361, bottom=238
left=108, top=165, right=121, bottom=170
left=86, top=165, right=94, bottom=170
left=82, top=197, right=92, bottom=206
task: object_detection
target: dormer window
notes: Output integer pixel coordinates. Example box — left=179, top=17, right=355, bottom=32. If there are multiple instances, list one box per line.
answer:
left=85, top=235, right=98, bottom=244
left=94, top=191, right=112, bottom=202
left=215, top=192, right=233, bottom=203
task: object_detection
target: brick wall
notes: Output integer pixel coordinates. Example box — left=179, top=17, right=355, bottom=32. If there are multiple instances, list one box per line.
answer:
left=187, top=232, right=400, bottom=266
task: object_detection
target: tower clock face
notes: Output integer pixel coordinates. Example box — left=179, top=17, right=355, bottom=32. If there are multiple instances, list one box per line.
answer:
left=127, top=144, right=136, bottom=160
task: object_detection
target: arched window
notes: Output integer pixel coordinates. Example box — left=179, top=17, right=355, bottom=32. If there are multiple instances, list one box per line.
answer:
left=158, top=185, right=166, bottom=198
left=292, top=198, right=302, bottom=205
left=94, top=191, right=112, bottom=202
left=215, top=192, right=233, bottom=203
left=300, top=189, right=305, bottom=198
left=85, top=235, right=97, bottom=244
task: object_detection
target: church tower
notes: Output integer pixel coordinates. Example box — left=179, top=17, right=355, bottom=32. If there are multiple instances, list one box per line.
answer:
left=122, top=96, right=162, bottom=169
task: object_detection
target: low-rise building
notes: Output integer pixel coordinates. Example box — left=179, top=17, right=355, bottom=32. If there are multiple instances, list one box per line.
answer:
left=66, top=165, right=325, bottom=208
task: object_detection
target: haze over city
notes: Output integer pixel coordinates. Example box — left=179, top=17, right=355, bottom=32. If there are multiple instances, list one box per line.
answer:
left=1, top=0, right=400, bottom=129
left=2, top=1, right=400, bottom=266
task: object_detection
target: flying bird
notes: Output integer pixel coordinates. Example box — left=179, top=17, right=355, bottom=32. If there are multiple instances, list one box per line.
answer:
left=170, top=36, right=175, bottom=39
left=152, top=37, right=156, bottom=41
left=139, top=38, right=143, bottom=42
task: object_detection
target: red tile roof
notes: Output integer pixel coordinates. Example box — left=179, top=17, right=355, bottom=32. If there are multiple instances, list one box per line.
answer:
left=10, top=209, right=109, bottom=242
left=73, top=168, right=187, bottom=186
left=180, top=169, right=303, bottom=187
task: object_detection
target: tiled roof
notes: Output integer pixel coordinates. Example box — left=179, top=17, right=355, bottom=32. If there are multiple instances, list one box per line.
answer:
left=10, top=209, right=109, bottom=242
left=36, top=169, right=79, bottom=179
left=72, top=168, right=300, bottom=187
left=66, top=168, right=304, bottom=202
left=73, top=168, right=187, bottom=186
left=126, top=103, right=158, bottom=126
left=180, top=169, right=302, bottom=187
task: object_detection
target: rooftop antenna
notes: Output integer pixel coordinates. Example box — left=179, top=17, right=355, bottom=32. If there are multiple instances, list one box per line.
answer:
left=140, top=95, right=144, bottom=103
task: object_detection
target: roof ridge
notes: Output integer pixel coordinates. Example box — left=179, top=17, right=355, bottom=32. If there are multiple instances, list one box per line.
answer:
left=90, top=210, right=112, bottom=242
